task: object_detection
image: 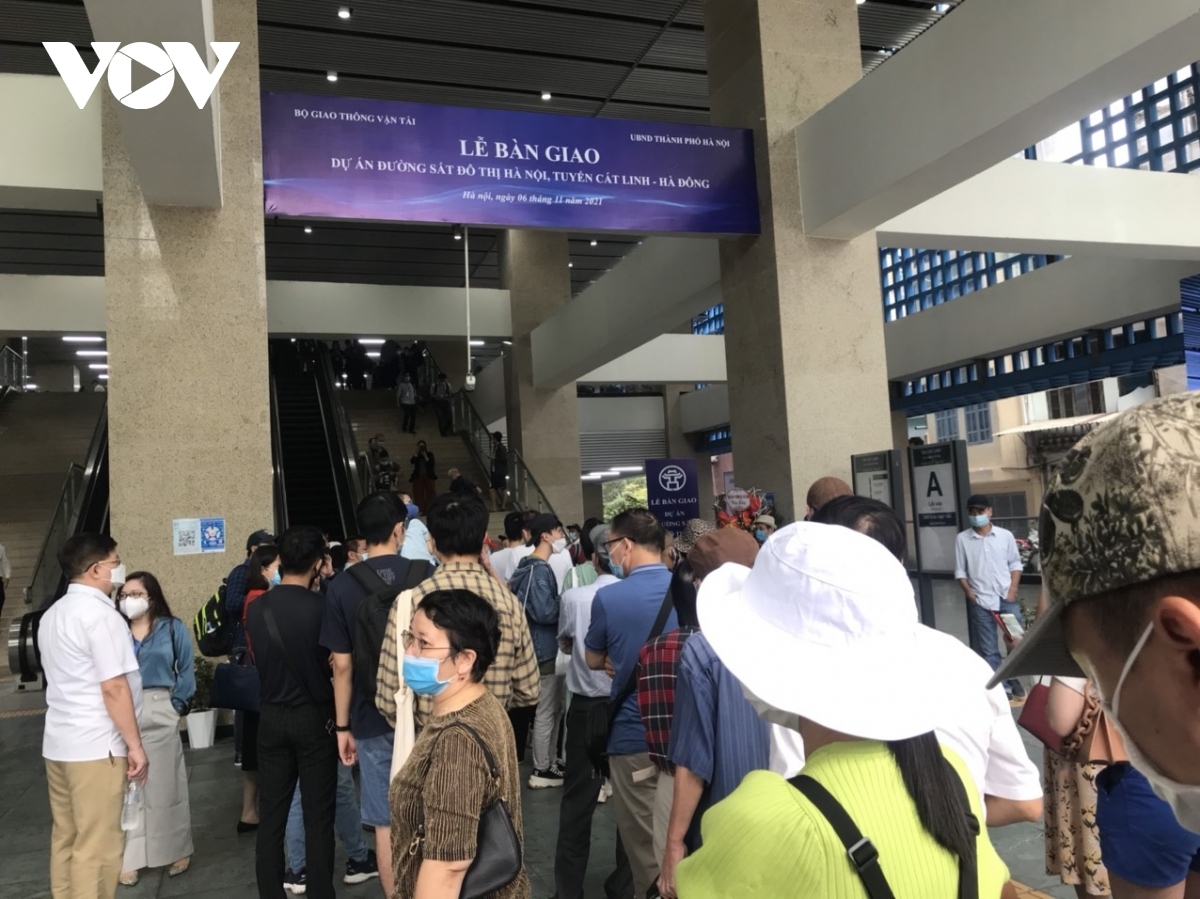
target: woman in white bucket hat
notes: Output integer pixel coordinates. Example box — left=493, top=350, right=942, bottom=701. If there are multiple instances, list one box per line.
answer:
left=674, top=523, right=1009, bottom=898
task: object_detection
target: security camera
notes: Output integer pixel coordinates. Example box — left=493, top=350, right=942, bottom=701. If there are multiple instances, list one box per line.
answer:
left=464, top=373, right=477, bottom=392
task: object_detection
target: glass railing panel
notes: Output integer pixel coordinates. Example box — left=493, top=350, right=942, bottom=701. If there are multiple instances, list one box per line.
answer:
left=25, top=464, right=85, bottom=610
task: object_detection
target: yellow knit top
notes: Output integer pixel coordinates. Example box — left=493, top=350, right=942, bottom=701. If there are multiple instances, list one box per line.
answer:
left=676, top=740, right=1009, bottom=898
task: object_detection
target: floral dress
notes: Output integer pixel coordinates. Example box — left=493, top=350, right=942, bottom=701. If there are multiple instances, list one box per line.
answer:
left=1044, top=676, right=1111, bottom=896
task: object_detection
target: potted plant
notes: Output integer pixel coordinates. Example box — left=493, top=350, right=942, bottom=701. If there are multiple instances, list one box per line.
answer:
left=187, top=657, right=218, bottom=750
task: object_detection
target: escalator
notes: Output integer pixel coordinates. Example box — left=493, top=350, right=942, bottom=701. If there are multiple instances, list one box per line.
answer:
left=269, top=340, right=363, bottom=536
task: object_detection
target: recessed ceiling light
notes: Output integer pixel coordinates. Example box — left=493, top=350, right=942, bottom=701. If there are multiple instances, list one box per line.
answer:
left=933, top=2, right=950, bottom=10
left=25, top=383, right=38, bottom=390
left=856, top=0, right=865, bottom=4
left=541, top=91, right=552, bottom=101
left=453, top=224, right=463, bottom=241
left=98, top=374, right=109, bottom=380
left=502, top=340, right=512, bottom=346
left=326, top=71, right=338, bottom=82
left=469, top=340, right=486, bottom=347
left=304, top=226, right=313, bottom=234
left=62, top=335, right=104, bottom=343
left=337, top=6, right=351, bottom=18
left=365, top=351, right=381, bottom=358
left=568, top=262, right=573, bottom=268
left=76, top=350, right=107, bottom=357
left=88, top=364, right=108, bottom=370
left=358, top=338, right=385, bottom=345
left=614, top=466, right=644, bottom=472
left=590, top=239, right=597, bottom=247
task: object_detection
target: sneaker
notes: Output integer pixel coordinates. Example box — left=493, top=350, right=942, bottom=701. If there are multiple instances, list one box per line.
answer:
left=284, top=870, right=307, bottom=895
left=344, top=851, right=380, bottom=885
left=529, top=766, right=565, bottom=789
left=233, top=751, right=242, bottom=767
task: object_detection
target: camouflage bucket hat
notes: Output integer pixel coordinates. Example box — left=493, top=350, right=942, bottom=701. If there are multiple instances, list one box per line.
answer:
left=989, top=392, right=1200, bottom=687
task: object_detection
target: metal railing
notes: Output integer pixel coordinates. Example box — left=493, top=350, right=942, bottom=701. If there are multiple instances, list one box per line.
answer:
left=23, top=464, right=86, bottom=612
left=0, top=346, right=23, bottom=396
left=268, top=376, right=290, bottom=532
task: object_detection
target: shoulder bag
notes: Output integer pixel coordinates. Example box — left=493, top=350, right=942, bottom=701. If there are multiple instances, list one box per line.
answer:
left=1016, top=678, right=1063, bottom=753
left=584, top=585, right=674, bottom=774
left=413, top=720, right=522, bottom=898
left=788, top=758, right=980, bottom=899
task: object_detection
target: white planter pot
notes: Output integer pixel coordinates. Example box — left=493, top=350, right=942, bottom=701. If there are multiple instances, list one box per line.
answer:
left=186, top=709, right=217, bottom=749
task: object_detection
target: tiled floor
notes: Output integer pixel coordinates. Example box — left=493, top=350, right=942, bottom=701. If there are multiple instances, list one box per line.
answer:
left=0, top=581, right=1078, bottom=898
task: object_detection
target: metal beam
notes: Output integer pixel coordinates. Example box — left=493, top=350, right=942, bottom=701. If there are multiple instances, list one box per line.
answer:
left=798, top=0, right=1200, bottom=238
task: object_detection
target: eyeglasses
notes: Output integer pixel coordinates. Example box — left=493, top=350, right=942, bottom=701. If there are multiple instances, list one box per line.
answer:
left=603, top=537, right=627, bottom=549
left=402, top=630, right=451, bottom=657
left=117, top=592, right=148, bottom=601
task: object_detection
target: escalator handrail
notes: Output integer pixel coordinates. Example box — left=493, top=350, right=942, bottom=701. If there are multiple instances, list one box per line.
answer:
left=315, top=343, right=367, bottom=508
left=22, top=462, right=84, bottom=609
left=306, top=343, right=357, bottom=538
left=269, top=374, right=290, bottom=533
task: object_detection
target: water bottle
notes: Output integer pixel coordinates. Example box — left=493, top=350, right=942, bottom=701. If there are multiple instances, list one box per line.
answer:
left=120, top=781, right=144, bottom=832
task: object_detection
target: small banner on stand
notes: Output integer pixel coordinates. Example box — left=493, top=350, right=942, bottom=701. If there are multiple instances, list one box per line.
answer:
left=645, top=458, right=700, bottom=536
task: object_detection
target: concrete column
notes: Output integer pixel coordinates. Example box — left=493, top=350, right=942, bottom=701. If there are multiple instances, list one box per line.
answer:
left=502, top=231, right=584, bottom=524
left=664, top=384, right=716, bottom=517
left=103, top=0, right=271, bottom=623
left=704, top=0, right=892, bottom=519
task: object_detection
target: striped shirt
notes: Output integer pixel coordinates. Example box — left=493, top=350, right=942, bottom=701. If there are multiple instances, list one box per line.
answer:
left=375, top=561, right=540, bottom=728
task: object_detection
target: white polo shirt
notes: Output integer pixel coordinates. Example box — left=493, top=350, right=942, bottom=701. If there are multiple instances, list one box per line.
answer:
left=39, top=583, right=143, bottom=762
left=766, top=626, right=1041, bottom=806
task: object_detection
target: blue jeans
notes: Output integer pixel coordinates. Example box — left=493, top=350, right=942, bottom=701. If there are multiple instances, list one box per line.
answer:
left=286, top=760, right=367, bottom=872
left=968, top=597, right=1024, bottom=695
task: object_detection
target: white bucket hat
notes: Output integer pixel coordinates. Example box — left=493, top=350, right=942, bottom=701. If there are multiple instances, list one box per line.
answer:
left=698, top=522, right=953, bottom=741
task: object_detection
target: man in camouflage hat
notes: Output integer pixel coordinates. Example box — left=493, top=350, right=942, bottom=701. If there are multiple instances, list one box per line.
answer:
left=990, top=392, right=1200, bottom=829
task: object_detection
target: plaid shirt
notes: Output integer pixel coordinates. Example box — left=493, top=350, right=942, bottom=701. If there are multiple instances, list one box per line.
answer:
left=376, top=561, right=540, bottom=728
left=636, top=626, right=699, bottom=772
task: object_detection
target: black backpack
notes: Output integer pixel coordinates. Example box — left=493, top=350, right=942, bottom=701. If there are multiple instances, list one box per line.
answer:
left=349, top=560, right=431, bottom=703
left=193, top=582, right=231, bottom=657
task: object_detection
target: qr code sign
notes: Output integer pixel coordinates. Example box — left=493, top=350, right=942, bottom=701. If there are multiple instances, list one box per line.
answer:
left=178, top=530, right=196, bottom=548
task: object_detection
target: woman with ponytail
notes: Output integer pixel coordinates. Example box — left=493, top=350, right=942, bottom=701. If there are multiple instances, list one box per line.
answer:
left=673, top=523, right=1008, bottom=898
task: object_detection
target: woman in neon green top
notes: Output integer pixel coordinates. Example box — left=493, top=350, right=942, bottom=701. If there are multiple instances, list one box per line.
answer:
left=678, top=523, right=1010, bottom=898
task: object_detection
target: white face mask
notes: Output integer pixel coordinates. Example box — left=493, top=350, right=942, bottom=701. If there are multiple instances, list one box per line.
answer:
left=1105, top=622, right=1200, bottom=830
left=551, top=537, right=568, bottom=555
left=119, top=596, right=150, bottom=619
left=105, top=562, right=127, bottom=588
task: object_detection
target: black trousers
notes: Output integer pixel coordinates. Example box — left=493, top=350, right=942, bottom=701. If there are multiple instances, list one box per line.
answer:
left=433, top=399, right=452, bottom=435
left=256, top=702, right=338, bottom=899
left=555, top=696, right=635, bottom=899
left=401, top=404, right=417, bottom=433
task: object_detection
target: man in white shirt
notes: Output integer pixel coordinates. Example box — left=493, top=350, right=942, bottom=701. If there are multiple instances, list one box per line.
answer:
left=554, top=524, right=632, bottom=899
left=757, top=496, right=1042, bottom=827
left=955, top=493, right=1026, bottom=699
left=491, top=511, right=533, bottom=584
left=39, top=533, right=147, bottom=899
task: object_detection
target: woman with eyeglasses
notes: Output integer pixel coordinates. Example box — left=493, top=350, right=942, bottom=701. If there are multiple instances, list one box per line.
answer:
left=116, top=572, right=195, bottom=887
left=389, top=589, right=530, bottom=899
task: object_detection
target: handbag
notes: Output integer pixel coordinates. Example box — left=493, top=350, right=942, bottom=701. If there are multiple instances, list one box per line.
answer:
left=585, top=585, right=675, bottom=774
left=211, top=661, right=261, bottom=713
left=414, top=721, right=522, bottom=898
left=1066, top=688, right=1128, bottom=765
left=1016, top=679, right=1063, bottom=753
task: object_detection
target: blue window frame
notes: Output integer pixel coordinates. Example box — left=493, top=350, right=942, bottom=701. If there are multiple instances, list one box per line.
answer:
left=935, top=409, right=959, bottom=443
left=964, top=402, right=992, bottom=445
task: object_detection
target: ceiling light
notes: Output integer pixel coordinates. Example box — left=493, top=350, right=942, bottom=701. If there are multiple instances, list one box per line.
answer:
left=98, top=374, right=109, bottom=380
left=568, top=262, right=573, bottom=268
left=590, top=239, right=598, bottom=247
left=62, top=335, right=104, bottom=343
left=469, top=340, right=485, bottom=347
left=586, top=472, right=609, bottom=478
left=452, top=224, right=463, bottom=241
left=337, top=5, right=351, bottom=18
left=326, top=71, right=338, bottom=82
left=365, top=351, right=380, bottom=359
left=856, top=0, right=865, bottom=4
left=933, top=2, right=950, bottom=10
left=88, top=364, right=108, bottom=370
left=304, top=226, right=313, bottom=234
left=502, top=340, right=512, bottom=346
left=581, top=474, right=602, bottom=481
left=76, top=350, right=107, bottom=357
left=541, top=91, right=552, bottom=101
left=614, top=466, right=643, bottom=472
left=358, top=338, right=385, bottom=345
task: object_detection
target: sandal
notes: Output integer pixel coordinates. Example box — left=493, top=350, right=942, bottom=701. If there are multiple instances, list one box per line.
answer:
left=168, top=860, right=191, bottom=878
left=119, top=872, right=139, bottom=887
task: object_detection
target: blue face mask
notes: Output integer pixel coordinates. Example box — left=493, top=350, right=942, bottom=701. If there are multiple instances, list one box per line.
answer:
left=269, top=569, right=282, bottom=586
left=403, top=654, right=452, bottom=696
left=969, top=514, right=990, bottom=528
left=754, top=529, right=768, bottom=544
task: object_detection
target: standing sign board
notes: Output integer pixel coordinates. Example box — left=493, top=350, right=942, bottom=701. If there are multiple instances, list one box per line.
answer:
left=646, top=458, right=700, bottom=536
left=851, top=451, right=905, bottom=512
left=908, top=443, right=971, bottom=573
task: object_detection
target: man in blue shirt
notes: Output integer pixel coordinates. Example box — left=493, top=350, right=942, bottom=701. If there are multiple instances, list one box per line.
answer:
left=954, top=493, right=1025, bottom=699
left=585, top=509, right=675, bottom=899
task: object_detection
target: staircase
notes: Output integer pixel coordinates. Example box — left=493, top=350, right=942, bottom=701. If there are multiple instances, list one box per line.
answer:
left=0, top=392, right=105, bottom=643
left=339, top=390, right=509, bottom=535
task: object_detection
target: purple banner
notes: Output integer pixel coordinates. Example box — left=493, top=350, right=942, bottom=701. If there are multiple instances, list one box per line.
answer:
left=261, top=92, right=759, bottom=235
left=646, top=458, right=701, bottom=536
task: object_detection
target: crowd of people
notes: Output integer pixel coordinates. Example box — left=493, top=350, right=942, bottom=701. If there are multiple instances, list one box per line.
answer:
left=31, top=392, right=1200, bottom=899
